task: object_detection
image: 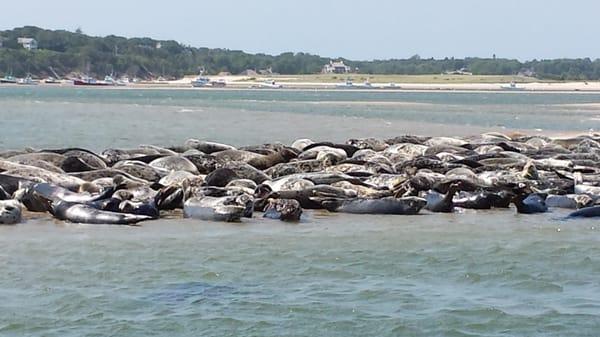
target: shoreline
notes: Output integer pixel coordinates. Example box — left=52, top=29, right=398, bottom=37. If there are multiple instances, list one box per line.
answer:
left=4, top=76, right=600, bottom=93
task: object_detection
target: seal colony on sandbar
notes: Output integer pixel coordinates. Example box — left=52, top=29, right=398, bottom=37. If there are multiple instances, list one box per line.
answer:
left=2, top=132, right=600, bottom=225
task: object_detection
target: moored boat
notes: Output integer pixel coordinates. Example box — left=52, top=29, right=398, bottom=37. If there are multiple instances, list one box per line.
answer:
left=500, top=81, right=525, bottom=91
left=17, top=75, right=38, bottom=85
left=0, top=75, right=17, bottom=84
left=73, top=76, right=111, bottom=86
left=44, top=77, right=60, bottom=84
left=336, top=79, right=354, bottom=88
left=191, top=76, right=210, bottom=87
left=259, top=79, right=283, bottom=89
left=210, top=79, right=227, bottom=87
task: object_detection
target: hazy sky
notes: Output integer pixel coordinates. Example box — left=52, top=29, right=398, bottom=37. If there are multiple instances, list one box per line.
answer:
left=1, top=0, right=597, bottom=60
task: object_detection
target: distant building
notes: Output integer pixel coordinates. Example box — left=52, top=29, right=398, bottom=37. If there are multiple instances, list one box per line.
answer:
left=322, top=60, right=351, bottom=74
left=17, top=37, right=38, bottom=50
left=155, top=42, right=162, bottom=49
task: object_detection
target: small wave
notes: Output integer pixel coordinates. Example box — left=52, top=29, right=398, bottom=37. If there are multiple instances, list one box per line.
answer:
left=512, top=280, right=564, bottom=293
left=177, top=108, right=203, bottom=113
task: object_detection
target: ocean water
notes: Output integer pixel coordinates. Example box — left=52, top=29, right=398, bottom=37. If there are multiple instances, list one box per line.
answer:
left=2, top=86, right=600, bottom=149
left=1, top=86, right=600, bottom=336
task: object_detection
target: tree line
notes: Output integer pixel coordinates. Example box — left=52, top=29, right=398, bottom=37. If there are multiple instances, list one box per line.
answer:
left=1, top=26, right=599, bottom=80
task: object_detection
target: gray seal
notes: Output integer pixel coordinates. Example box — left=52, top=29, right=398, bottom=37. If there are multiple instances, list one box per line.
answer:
left=183, top=194, right=252, bottom=222
left=263, top=198, right=302, bottom=221
left=50, top=200, right=152, bottom=225
left=323, top=196, right=426, bottom=215
left=0, top=200, right=22, bottom=224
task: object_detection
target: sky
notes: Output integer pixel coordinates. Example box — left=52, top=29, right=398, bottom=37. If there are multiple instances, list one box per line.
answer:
left=2, top=0, right=598, bottom=61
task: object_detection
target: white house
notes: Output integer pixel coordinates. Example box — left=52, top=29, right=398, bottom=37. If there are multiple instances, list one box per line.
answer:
left=17, top=37, right=38, bottom=50
left=322, top=60, right=351, bottom=74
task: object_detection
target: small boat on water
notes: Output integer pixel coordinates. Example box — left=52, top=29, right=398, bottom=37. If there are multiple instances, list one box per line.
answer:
left=0, top=75, right=17, bottom=84
left=500, top=81, right=525, bottom=91
left=210, top=79, right=227, bottom=87
left=383, top=82, right=399, bottom=89
left=17, top=75, right=38, bottom=85
left=73, top=76, right=111, bottom=86
left=191, top=76, right=210, bottom=87
left=260, top=80, right=283, bottom=89
left=336, top=79, right=354, bottom=88
left=250, top=79, right=283, bottom=89
left=356, top=80, right=373, bottom=89
left=44, top=77, right=60, bottom=84
left=103, top=75, right=128, bottom=86
left=118, top=76, right=130, bottom=86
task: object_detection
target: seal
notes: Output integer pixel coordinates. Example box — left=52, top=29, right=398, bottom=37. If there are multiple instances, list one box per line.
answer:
left=183, top=139, right=236, bottom=154
left=154, top=185, right=184, bottom=210
left=0, top=200, right=22, bottom=224
left=424, top=183, right=461, bottom=213
left=512, top=192, right=548, bottom=214
left=159, top=170, right=199, bottom=186
left=112, top=160, right=166, bottom=182
left=256, top=184, right=355, bottom=210
left=263, top=198, right=302, bottom=221
left=301, top=142, right=360, bottom=157
left=61, top=156, right=98, bottom=172
left=298, top=146, right=348, bottom=162
left=182, top=153, right=218, bottom=174
left=183, top=194, right=250, bottom=222
left=246, top=148, right=298, bottom=170
left=546, top=194, right=593, bottom=209
left=204, top=168, right=239, bottom=187
left=453, top=191, right=495, bottom=209
left=8, top=152, right=66, bottom=167
left=221, top=162, right=270, bottom=184
left=2, top=163, right=87, bottom=192
left=568, top=205, right=600, bottom=218
left=265, top=159, right=328, bottom=179
left=6, top=158, right=65, bottom=173
left=323, top=196, right=426, bottom=215
left=149, top=156, right=199, bottom=175
left=19, top=182, right=118, bottom=212
left=50, top=200, right=152, bottom=225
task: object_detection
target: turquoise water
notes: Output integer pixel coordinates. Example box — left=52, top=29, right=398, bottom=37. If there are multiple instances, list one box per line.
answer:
left=1, top=87, right=600, bottom=336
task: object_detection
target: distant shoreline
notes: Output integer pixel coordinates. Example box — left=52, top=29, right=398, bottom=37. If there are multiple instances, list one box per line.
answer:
left=3, top=80, right=600, bottom=93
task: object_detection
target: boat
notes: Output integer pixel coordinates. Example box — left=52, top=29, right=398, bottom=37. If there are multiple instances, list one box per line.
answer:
left=0, top=75, right=17, bottom=84
left=259, top=79, right=283, bottom=89
left=118, top=76, right=130, bottom=86
left=336, top=79, right=354, bottom=88
left=356, top=80, right=373, bottom=89
left=73, top=76, right=111, bottom=86
left=17, top=75, right=38, bottom=85
left=191, top=76, right=210, bottom=87
left=210, top=79, right=227, bottom=87
left=500, top=81, right=525, bottom=91
left=44, top=77, right=60, bottom=84
left=102, top=75, right=127, bottom=86
left=383, top=82, right=399, bottom=89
